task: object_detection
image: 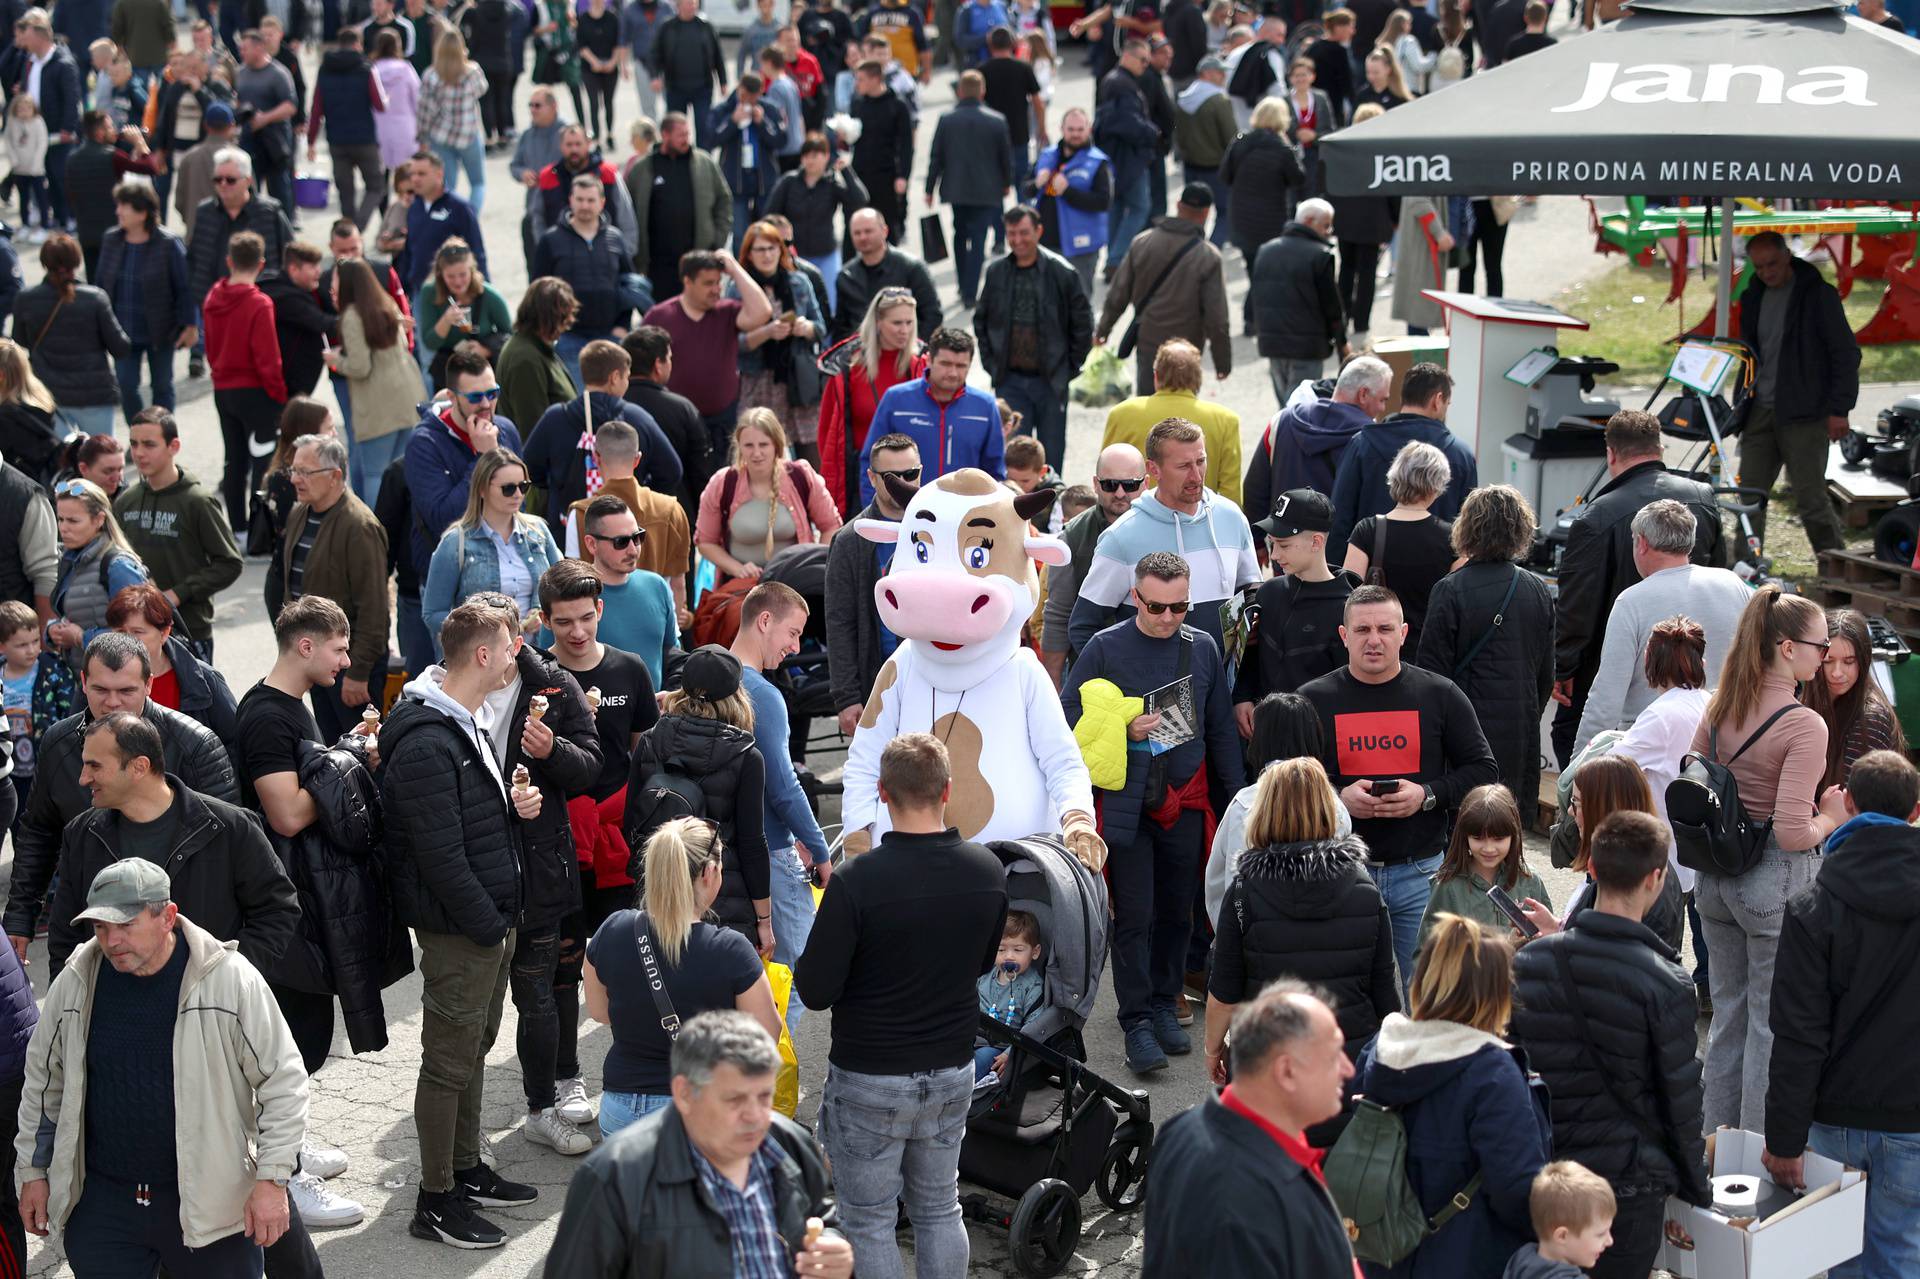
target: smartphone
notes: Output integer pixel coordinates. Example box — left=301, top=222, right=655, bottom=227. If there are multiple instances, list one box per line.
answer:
left=1486, top=884, right=1542, bottom=938
left=1369, top=780, right=1400, bottom=796
left=780, top=309, right=799, bottom=326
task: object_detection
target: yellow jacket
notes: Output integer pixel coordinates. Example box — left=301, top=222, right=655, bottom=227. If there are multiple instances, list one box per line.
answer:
left=1100, top=388, right=1243, bottom=507
left=1072, top=678, right=1145, bottom=791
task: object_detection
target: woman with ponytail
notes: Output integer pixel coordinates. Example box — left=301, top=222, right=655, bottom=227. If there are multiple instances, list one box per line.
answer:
left=1690, top=584, right=1846, bottom=1136
left=1354, top=914, right=1551, bottom=1278
left=582, top=816, right=781, bottom=1139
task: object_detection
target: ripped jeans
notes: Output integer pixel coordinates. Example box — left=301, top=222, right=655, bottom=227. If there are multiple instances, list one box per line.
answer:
left=510, top=923, right=583, bottom=1112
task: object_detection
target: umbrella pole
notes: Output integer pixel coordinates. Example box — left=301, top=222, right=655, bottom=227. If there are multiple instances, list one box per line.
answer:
left=1715, top=196, right=1736, bottom=338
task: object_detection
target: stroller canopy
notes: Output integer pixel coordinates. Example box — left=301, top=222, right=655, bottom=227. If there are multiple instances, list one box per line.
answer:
left=985, top=833, right=1110, bottom=1044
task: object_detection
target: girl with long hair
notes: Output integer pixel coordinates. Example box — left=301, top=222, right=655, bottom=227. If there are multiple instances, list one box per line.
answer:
left=1417, top=783, right=1551, bottom=949
left=11, top=233, right=129, bottom=437
left=371, top=28, right=421, bottom=174
left=1529, top=752, right=1685, bottom=949
left=583, top=816, right=781, bottom=1137
left=1207, top=691, right=1351, bottom=926
left=1692, top=584, right=1842, bottom=1136
left=694, top=408, right=840, bottom=582
left=0, top=336, right=63, bottom=483
left=497, top=277, right=579, bottom=432
left=736, top=220, right=828, bottom=467
left=419, top=31, right=490, bottom=210
left=817, top=286, right=926, bottom=516
left=1357, top=46, right=1411, bottom=110
left=48, top=477, right=148, bottom=664
left=1380, top=10, right=1433, bottom=95
left=422, top=448, right=565, bottom=638
left=332, top=257, right=424, bottom=502
left=418, top=237, right=512, bottom=388
left=1356, top=915, right=1552, bottom=1277
left=1802, top=607, right=1906, bottom=790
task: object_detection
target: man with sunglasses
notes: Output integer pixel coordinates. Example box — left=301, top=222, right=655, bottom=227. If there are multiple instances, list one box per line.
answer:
left=826, top=433, right=919, bottom=737
left=1062, top=550, right=1243, bottom=1073
left=184, top=144, right=295, bottom=329
left=403, top=348, right=525, bottom=587
left=1039, top=441, right=1145, bottom=685
left=580, top=494, right=677, bottom=690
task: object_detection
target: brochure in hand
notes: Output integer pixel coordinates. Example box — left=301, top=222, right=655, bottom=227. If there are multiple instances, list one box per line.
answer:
left=1145, top=675, right=1197, bottom=753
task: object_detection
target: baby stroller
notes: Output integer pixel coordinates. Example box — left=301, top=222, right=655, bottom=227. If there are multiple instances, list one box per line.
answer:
left=958, top=834, right=1154, bottom=1278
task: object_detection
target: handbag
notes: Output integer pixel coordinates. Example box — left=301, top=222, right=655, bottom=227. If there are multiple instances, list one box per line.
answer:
left=1451, top=566, right=1523, bottom=682
left=1117, top=233, right=1202, bottom=359
left=920, top=212, right=949, bottom=264
left=1366, top=517, right=1389, bottom=587
left=632, top=911, right=683, bottom=1038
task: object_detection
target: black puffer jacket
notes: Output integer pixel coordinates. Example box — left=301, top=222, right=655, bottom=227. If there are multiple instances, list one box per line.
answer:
left=501, top=647, right=603, bottom=928
left=1247, top=221, right=1345, bottom=360
left=163, top=633, right=240, bottom=745
left=11, top=283, right=130, bottom=408
left=379, top=684, right=523, bottom=946
left=1210, top=835, right=1401, bottom=1061
left=1511, top=913, right=1711, bottom=1202
left=1416, top=561, right=1555, bottom=828
left=1219, top=129, right=1306, bottom=252
left=47, top=778, right=301, bottom=977
left=5, top=702, right=237, bottom=938
left=270, top=739, right=415, bottom=1055
left=624, top=713, right=769, bottom=944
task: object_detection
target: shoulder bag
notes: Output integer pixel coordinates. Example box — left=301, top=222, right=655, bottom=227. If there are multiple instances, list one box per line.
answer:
left=1366, top=517, right=1389, bottom=587
left=633, top=911, right=684, bottom=1039
left=1451, top=566, right=1523, bottom=682
left=1116, top=233, right=1202, bottom=359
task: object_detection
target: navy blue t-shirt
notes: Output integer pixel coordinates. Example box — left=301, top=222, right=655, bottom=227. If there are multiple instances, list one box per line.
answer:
left=586, top=911, right=763, bottom=1094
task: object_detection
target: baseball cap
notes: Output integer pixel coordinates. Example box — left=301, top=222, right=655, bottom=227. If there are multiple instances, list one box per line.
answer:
left=206, top=102, right=236, bottom=129
left=681, top=644, right=744, bottom=702
left=72, top=860, right=172, bottom=928
left=1178, top=181, right=1214, bottom=210
left=1256, top=488, right=1333, bottom=539
left=1197, top=54, right=1227, bottom=73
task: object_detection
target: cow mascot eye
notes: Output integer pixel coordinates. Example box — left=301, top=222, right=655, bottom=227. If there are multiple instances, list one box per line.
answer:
left=913, top=538, right=931, bottom=564
left=964, top=544, right=990, bottom=570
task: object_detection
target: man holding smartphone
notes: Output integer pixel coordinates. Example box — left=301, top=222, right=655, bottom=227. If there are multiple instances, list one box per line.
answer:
left=1299, top=584, right=1497, bottom=987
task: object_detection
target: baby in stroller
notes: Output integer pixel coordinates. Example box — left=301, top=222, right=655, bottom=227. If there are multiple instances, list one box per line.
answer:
left=975, top=911, right=1046, bottom=1081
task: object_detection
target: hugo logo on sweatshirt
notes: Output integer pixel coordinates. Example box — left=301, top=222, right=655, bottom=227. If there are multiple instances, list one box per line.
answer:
left=1333, top=710, right=1420, bottom=777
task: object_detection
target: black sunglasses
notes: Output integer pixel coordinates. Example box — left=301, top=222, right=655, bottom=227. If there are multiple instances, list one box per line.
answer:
left=497, top=481, right=532, bottom=496
left=598, top=531, right=645, bottom=549
left=874, top=466, right=922, bottom=483
left=1097, top=477, right=1145, bottom=493
left=1141, top=599, right=1191, bottom=615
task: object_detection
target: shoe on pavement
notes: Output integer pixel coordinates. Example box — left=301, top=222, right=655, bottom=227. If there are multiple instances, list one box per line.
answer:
left=410, top=1188, right=505, bottom=1249
left=189, top=354, right=206, bottom=379
left=524, top=1107, right=593, bottom=1155
left=290, top=1170, right=364, bottom=1229
left=453, top=1162, right=539, bottom=1207
left=1172, top=993, right=1194, bottom=1027
left=300, top=1135, right=349, bottom=1180
left=1124, top=1023, right=1169, bottom=1074
left=1150, top=1003, right=1192, bottom=1055
left=555, top=1076, right=596, bottom=1125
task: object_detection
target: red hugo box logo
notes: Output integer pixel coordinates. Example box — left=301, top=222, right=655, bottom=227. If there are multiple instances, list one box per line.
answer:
left=1333, top=710, right=1422, bottom=778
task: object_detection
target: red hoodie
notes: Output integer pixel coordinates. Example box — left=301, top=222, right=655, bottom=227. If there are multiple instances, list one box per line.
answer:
left=202, top=277, right=288, bottom=402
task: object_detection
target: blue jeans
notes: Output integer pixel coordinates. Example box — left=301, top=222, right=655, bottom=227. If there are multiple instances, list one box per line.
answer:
left=432, top=137, right=488, bottom=213
left=598, top=1089, right=672, bottom=1140
left=818, top=1063, right=974, bottom=1279
left=767, top=844, right=816, bottom=1037
left=668, top=87, right=714, bottom=146
left=1185, top=163, right=1232, bottom=246
left=398, top=591, right=436, bottom=679
left=997, top=370, right=1066, bottom=476
left=1107, top=169, right=1151, bottom=270
left=354, top=428, right=410, bottom=509
left=973, top=1044, right=1001, bottom=1081
left=803, top=253, right=840, bottom=313
left=1368, top=852, right=1442, bottom=995
left=331, top=373, right=362, bottom=497
left=57, top=403, right=120, bottom=437
left=1808, top=1124, right=1920, bottom=1278
left=115, top=344, right=176, bottom=420
left=950, top=202, right=1000, bottom=306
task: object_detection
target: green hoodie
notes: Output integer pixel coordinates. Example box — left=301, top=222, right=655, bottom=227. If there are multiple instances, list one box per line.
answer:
left=112, top=465, right=243, bottom=645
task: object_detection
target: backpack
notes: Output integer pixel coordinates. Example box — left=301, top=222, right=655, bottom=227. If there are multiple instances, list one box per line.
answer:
left=691, top=574, right=756, bottom=648
left=1323, top=1097, right=1483, bottom=1267
left=1666, top=706, right=1797, bottom=877
left=624, top=763, right=710, bottom=882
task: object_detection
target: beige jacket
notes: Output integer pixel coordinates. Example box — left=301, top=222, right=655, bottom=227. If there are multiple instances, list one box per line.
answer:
left=16, top=916, right=308, bottom=1249
left=339, top=307, right=428, bottom=442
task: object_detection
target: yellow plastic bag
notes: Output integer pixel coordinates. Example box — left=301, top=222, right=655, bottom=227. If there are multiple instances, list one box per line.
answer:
left=764, top=959, right=800, bottom=1117
left=1069, top=345, right=1133, bottom=408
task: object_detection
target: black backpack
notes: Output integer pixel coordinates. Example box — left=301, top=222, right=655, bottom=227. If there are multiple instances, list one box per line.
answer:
left=624, top=765, right=710, bottom=882
left=1666, top=706, right=1796, bottom=877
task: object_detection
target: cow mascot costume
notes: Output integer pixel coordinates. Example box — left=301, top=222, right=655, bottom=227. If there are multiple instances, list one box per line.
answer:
left=841, top=469, right=1107, bottom=870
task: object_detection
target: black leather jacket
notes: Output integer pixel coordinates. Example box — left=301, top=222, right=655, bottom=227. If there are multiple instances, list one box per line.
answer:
left=973, top=245, right=1094, bottom=397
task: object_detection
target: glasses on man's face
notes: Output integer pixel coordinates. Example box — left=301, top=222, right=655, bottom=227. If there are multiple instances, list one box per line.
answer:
left=213, top=174, right=245, bottom=185
left=459, top=387, right=501, bottom=404
left=1141, top=599, right=1191, bottom=616
left=288, top=466, right=340, bottom=480
left=1097, top=477, right=1145, bottom=494
left=497, top=481, right=533, bottom=497
left=873, top=466, right=922, bottom=483
left=598, top=531, right=645, bottom=549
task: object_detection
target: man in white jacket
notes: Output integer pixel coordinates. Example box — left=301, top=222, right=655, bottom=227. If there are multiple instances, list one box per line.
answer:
left=17, top=859, right=308, bottom=1277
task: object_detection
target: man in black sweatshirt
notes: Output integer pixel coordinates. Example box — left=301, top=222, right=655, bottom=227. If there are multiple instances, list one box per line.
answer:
left=1061, top=550, right=1243, bottom=1074
left=795, top=732, right=1006, bottom=1279
left=1298, top=583, right=1497, bottom=989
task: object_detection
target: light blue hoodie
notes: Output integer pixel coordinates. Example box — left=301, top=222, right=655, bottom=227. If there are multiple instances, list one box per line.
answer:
left=1067, top=486, right=1260, bottom=653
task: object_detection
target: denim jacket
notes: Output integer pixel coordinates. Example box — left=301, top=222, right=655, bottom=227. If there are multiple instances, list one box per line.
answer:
left=422, top=515, right=564, bottom=641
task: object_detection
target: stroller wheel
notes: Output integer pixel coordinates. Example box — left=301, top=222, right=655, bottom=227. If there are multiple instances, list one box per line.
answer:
left=1007, top=1179, right=1082, bottom=1278
left=1096, top=1127, right=1150, bottom=1212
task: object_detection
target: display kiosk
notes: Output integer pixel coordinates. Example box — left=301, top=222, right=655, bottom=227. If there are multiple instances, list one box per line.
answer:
left=1421, top=291, right=1596, bottom=467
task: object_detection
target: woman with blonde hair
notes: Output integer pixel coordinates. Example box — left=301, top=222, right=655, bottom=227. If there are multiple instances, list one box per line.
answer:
left=418, top=30, right=490, bottom=211
left=1204, top=754, right=1398, bottom=1116
left=1380, top=9, right=1434, bottom=94
left=583, top=815, right=782, bottom=1137
left=735, top=220, right=827, bottom=466
left=1220, top=96, right=1306, bottom=268
left=48, top=477, right=148, bottom=664
left=624, top=645, right=773, bottom=958
left=0, top=335, right=63, bottom=483
left=422, top=447, right=565, bottom=638
left=1355, top=915, right=1552, bottom=1277
left=695, top=407, right=841, bottom=582
left=1690, top=585, right=1843, bottom=1135
left=417, top=237, right=512, bottom=390
left=817, top=286, right=926, bottom=516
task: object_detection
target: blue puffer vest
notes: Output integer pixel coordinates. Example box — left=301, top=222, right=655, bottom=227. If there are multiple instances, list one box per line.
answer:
left=1039, top=141, right=1111, bottom=258
left=315, top=49, right=378, bottom=147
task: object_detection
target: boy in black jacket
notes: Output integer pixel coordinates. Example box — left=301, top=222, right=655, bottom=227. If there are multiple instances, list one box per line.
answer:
left=1766, top=750, right=1920, bottom=1277
left=1233, top=487, right=1361, bottom=734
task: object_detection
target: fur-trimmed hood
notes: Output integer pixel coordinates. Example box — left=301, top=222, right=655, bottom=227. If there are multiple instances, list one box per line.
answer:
left=1237, top=833, right=1369, bottom=883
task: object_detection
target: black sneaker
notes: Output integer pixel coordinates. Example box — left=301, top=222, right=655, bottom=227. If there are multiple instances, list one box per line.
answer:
left=454, top=1162, right=538, bottom=1207
left=409, top=1188, right=505, bottom=1250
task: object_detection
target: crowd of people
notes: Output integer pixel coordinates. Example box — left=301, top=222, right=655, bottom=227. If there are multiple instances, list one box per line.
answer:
left=0, top=0, right=1910, bottom=1276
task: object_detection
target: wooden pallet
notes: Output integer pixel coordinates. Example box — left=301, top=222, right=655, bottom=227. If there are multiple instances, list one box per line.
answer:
left=1817, top=547, right=1920, bottom=595
left=1807, top=576, right=1920, bottom=646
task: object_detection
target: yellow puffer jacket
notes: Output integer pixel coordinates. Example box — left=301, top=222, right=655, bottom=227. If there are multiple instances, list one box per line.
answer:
left=1072, top=678, right=1144, bottom=791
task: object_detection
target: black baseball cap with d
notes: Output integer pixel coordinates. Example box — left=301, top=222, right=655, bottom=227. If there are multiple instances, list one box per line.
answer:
left=681, top=644, right=744, bottom=701
left=72, top=859, right=172, bottom=927
left=1256, top=488, right=1333, bottom=540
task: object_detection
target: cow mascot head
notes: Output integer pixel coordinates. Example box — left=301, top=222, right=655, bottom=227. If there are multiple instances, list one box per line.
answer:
left=855, top=468, right=1068, bottom=692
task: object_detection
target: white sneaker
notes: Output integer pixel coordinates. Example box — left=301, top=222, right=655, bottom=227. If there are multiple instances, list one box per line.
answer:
left=289, top=1170, right=365, bottom=1229
left=524, top=1107, right=593, bottom=1155
left=300, top=1134, right=349, bottom=1180
left=554, top=1076, right=596, bottom=1125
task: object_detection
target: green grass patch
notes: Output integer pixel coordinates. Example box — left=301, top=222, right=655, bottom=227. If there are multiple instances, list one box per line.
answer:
left=1549, top=258, right=1920, bottom=385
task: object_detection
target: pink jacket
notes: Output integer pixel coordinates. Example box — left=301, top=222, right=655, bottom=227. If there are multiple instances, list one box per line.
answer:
left=696, top=459, right=844, bottom=550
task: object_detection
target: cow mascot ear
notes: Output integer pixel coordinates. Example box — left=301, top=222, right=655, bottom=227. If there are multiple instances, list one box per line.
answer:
left=856, top=472, right=922, bottom=544
left=1012, top=488, right=1070, bottom=567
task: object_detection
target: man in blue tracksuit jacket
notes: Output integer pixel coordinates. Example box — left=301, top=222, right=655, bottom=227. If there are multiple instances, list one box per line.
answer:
left=858, top=327, right=1004, bottom=505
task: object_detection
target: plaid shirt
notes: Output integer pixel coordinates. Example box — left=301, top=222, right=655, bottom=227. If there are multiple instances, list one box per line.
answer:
left=417, top=64, right=487, bottom=148
left=690, top=1139, right=793, bottom=1279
